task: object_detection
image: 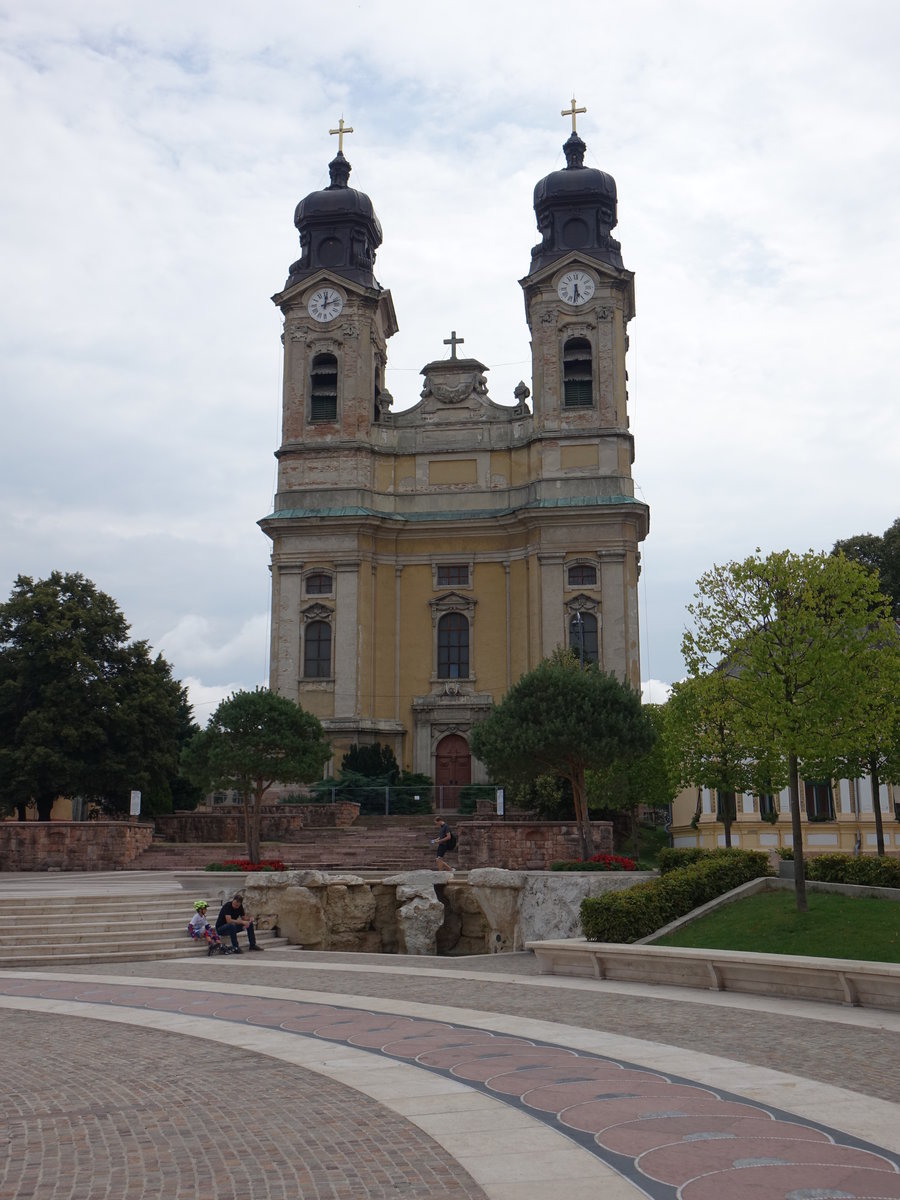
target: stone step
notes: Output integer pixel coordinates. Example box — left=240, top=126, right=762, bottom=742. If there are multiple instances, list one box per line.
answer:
left=0, top=937, right=295, bottom=970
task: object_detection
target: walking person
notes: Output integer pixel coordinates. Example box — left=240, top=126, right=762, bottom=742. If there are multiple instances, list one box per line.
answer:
left=431, top=815, right=456, bottom=873
left=215, top=893, right=263, bottom=953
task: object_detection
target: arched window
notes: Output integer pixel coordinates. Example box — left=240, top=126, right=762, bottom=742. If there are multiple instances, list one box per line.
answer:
left=567, top=563, right=597, bottom=587
left=568, top=611, right=598, bottom=665
left=303, top=620, right=332, bottom=678
left=563, top=337, right=593, bottom=407
left=437, top=612, right=469, bottom=679
left=310, top=353, right=338, bottom=422
left=305, top=573, right=333, bottom=596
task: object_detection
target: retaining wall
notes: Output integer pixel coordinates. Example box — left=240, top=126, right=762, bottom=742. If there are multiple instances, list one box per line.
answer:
left=154, top=803, right=359, bottom=843
left=0, top=821, right=154, bottom=871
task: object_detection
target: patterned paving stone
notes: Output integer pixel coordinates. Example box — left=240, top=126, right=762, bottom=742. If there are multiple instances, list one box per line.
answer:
left=0, top=1009, right=488, bottom=1200
left=2, top=976, right=897, bottom=1200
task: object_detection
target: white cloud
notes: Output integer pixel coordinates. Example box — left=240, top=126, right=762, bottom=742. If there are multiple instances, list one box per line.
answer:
left=2, top=0, right=899, bottom=698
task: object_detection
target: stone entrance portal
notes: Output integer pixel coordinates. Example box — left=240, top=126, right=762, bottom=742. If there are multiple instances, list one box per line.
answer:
left=434, top=734, right=471, bottom=809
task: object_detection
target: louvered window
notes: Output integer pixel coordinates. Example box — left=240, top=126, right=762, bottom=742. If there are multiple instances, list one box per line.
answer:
left=310, top=353, right=338, bottom=422
left=563, top=337, right=593, bottom=407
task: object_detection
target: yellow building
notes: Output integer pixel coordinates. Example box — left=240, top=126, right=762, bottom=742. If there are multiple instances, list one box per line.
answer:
left=261, top=113, right=649, bottom=791
left=671, top=778, right=900, bottom=855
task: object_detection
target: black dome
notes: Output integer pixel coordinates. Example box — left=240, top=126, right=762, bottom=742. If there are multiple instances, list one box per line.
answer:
left=286, top=152, right=383, bottom=290
left=530, top=133, right=623, bottom=272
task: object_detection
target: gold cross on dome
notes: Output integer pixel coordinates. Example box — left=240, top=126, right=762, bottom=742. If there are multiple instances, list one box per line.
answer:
left=561, top=96, right=586, bottom=133
left=329, top=116, right=354, bottom=153
left=443, top=330, right=465, bottom=359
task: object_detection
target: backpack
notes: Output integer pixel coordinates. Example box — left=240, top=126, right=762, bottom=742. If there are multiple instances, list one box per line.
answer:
left=448, top=830, right=458, bottom=851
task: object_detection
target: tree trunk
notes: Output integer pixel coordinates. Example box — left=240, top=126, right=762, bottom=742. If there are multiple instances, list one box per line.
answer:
left=870, top=754, right=885, bottom=857
left=35, top=794, right=54, bottom=822
left=630, top=805, right=640, bottom=860
left=239, top=789, right=258, bottom=864
left=573, top=767, right=593, bottom=861
left=788, top=751, right=808, bottom=913
left=15, top=802, right=28, bottom=822
left=246, top=783, right=263, bottom=866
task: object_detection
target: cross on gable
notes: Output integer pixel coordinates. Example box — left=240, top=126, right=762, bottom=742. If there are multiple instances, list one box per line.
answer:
left=443, top=330, right=464, bottom=359
left=561, top=96, right=587, bottom=133
left=329, top=116, right=354, bottom=154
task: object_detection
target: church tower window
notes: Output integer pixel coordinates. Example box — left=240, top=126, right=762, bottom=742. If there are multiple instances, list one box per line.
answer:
left=305, top=572, right=333, bottom=595
left=563, top=337, right=593, bottom=407
left=567, top=563, right=597, bottom=587
left=310, top=353, right=338, bottom=422
left=569, top=611, right=598, bottom=664
left=437, top=612, right=469, bottom=679
left=303, top=619, right=332, bottom=677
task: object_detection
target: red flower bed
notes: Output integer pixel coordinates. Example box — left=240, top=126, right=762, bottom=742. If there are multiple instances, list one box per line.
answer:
left=204, top=859, right=286, bottom=872
left=589, top=853, right=637, bottom=871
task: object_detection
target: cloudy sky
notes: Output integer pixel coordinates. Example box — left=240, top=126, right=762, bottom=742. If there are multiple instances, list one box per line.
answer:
left=2, top=1, right=898, bottom=720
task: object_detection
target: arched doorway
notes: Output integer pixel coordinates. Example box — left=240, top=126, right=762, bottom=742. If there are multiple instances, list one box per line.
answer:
left=434, top=734, right=471, bottom=810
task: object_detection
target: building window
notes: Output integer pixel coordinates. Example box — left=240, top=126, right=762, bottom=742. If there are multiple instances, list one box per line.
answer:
left=310, top=353, right=338, bottom=422
left=563, top=337, right=593, bottom=407
left=305, top=573, right=333, bottom=595
left=437, top=612, right=469, bottom=679
left=303, top=620, right=332, bottom=678
left=436, top=564, right=469, bottom=587
left=759, top=793, right=777, bottom=817
left=568, top=611, right=598, bottom=665
left=804, top=780, right=835, bottom=822
left=567, top=563, right=597, bottom=587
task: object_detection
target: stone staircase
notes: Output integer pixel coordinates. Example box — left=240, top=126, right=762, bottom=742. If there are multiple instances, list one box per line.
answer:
left=0, top=892, right=291, bottom=969
left=131, top=822, right=449, bottom=874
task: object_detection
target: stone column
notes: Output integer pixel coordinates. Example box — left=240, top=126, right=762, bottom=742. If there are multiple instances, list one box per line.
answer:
left=598, top=549, right=627, bottom=680
left=334, top=560, right=360, bottom=718
left=538, top=552, right=566, bottom=658
left=273, top=564, right=303, bottom=699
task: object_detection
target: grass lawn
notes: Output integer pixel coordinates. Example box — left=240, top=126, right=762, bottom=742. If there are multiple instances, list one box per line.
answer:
left=652, top=889, right=900, bottom=962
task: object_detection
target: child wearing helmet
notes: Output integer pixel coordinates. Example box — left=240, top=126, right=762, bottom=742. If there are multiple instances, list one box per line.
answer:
left=187, top=901, right=222, bottom=956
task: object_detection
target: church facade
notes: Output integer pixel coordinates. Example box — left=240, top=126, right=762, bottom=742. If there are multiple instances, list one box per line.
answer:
left=260, top=114, right=650, bottom=792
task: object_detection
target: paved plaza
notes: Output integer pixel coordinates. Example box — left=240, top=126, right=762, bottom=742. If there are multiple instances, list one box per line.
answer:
left=1, top=872, right=899, bottom=1199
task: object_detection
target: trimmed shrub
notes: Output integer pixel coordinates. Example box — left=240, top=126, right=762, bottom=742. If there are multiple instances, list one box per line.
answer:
left=580, top=849, right=771, bottom=943
left=657, top=847, right=710, bottom=874
left=806, top=853, right=900, bottom=888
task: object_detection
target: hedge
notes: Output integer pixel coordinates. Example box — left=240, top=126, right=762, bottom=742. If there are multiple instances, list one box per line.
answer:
left=805, top=853, right=900, bottom=888
left=580, top=849, right=771, bottom=943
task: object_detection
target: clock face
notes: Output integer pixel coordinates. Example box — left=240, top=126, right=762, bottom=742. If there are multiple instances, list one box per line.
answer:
left=557, top=270, right=595, bottom=306
left=307, top=287, right=344, bottom=323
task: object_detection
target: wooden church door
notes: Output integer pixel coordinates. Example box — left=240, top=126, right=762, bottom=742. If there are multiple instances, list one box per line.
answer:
left=434, top=734, right=471, bottom=809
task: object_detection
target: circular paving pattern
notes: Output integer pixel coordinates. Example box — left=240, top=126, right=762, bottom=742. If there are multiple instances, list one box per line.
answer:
left=0, top=1009, right=488, bottom=1200
left=1, top=977, right=898, bottom=1200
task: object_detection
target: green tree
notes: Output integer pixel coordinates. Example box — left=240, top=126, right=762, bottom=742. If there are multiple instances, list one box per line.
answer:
left=470, top=650, right=655, bottom=860
left=182, top=687, right=331, bottom=862
left=585, top=703, right=678, bottom=857
left=833, top=518, right=900, bottom=617
left=0, top=572, right=188, bottom=820
left=341, top=742, right=399, bottom=780
left=683, top=549, right=896, bottom=911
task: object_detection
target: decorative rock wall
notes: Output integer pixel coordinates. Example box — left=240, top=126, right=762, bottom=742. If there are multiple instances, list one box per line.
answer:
left=241, top=866, right=651, bottom=956
left=0, top=821, right=154, bottom=871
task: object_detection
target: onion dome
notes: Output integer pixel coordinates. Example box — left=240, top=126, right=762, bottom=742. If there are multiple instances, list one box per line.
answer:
left=530, top=132, right=623, bottom=272
left=286, top=151, right=383, bottom=290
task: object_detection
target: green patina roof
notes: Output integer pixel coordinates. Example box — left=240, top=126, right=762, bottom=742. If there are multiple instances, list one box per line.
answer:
left=260, top=494, right=646, bottom=523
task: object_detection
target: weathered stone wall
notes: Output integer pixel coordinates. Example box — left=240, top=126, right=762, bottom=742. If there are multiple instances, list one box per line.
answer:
left=154, top=803, right=359, bottom=843
left=460, top=820, right=613, bottom=870
left=0, top=821, right=154, bottom=871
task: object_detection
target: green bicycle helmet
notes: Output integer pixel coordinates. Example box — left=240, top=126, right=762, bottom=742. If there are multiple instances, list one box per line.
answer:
left=194, top=900, right=208, bottom=912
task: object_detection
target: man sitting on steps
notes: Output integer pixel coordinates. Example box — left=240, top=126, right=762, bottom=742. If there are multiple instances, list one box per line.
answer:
left=215, top=893, right=263, bottom=953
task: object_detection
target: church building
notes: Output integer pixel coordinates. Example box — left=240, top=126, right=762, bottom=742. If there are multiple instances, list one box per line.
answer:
left=261, top=107, right=650, bottom=793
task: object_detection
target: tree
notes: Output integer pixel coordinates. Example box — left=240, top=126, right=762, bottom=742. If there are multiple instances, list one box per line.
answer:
left=0, top=572, right=188, bottom=820
left=683, top=549, right=897, bottom=911
left=469, top=650, right=656, bottom=860
left=833, top=518, right=900, bottom=617
left=182, top=688, right=331, bottom=862
left=666, top=673, right=774, bottom=848
left=341, top=742, right=399, bottom=781
left=585, top=703, right=678, bottom=857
